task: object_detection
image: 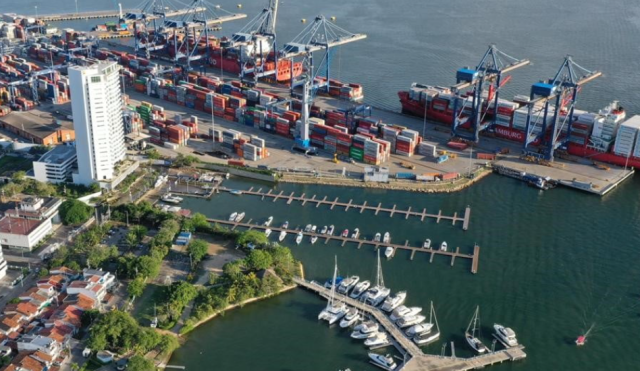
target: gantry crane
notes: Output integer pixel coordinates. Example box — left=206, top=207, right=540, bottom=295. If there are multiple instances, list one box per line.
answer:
left=451, top=45, right=530, bottom=143
left=523, top=56, right=601, bottom=161
left=279, top=15, right=366, bottom=149
left=6, top=64, right=67, bottom=105
left=233, top=0, right=279, bottom=85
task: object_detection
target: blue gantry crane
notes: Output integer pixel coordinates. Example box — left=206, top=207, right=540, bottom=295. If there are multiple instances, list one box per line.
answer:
left=450, top=44, right=530, bottom=143
left=522, top=56, right=601, bottom=161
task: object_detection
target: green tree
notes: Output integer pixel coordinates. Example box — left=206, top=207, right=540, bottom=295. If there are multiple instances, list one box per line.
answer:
left=67, top=261, right=81, bottom=271
left=70, top=363, right=80, bottom=371
left=136, top=256, right=161, bottom=279
left=125, top=231, right=139, bottom=249
left=8, top=298, right=20, bottom=304
left=158, top=335, right=179, bottom=355
left=245, top=250, right=273, bottom=271
left=187, top=239, right=208, bottom=265
left=81, top=309, right=100, bottom=328
left=131, top=225, right=148, bottom=241
left=146, top=148, right=161, bottom=160
left=86, top=244, right=118, bottom=268
left=59, top=199, right=93, bottom=226
left=37, top=268, right=49, bottom=278
left=12, top=170, right=26, bottom=183
left=2, top=182, right=24, bottom=197
left=222, top=260, right=243, bottom=279
left=127, top=355, right=155, bottom=371
left=236, top=230, right=268, bottom=248
left=127, top=276, right=146, bottom=298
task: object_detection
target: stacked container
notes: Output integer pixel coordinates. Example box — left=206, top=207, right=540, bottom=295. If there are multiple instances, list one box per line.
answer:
left=418, top=142, right=437, bottom=157
left=613, top=115, right=640, bottom=157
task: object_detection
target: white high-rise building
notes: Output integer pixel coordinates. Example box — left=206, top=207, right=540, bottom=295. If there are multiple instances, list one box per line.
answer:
left=69, top=61, right=126, bottom=186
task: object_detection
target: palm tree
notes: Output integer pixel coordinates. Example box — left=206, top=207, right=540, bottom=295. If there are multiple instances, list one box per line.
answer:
left=70, top=363, right=80, bottom=371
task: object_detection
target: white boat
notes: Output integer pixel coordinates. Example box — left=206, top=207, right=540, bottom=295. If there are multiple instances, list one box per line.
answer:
left=423, top=239, right=431, bottom=249
left=318, top=257, right=348, bottom=325
left=354, top=320, right=378, bottom=333
left=494, top=324, right=518, bottom=347
left=380, top=291, right=407, bottom=312
left=351, top=228, right=360, bottom=239
left=390, top=306, right=423, bottom=322
left=278, top=230, right=287, bottom=242
left=263, top=216, right=273, bottom=226
left=364, top=332, right=390, bottom=347
left=311, top=225, right=317, bottom=233
left=339, top=308, right=360, bottom=328
left=440, top=241, right=447, bottom=252
left=228, top=212, right=238, bottom=221
left=384, top=246, right=394, bottom=259
left=364, top=251, right=391, bottom=306
left=350, top=280, right=371, bottom=299
left=282, top=221, right=289, bottom=229
left=320, top=226, right=328, bottom=234
left=406, top=323, right=434, bottom=337
left=466, top=306, right=488, bottom=354
left=235, top=212, right=246, bottom=222
left=327, top=225, right=335, bottom=235
left=413, top=301, right=440, bottom=345
left=373, top=233, right=382, bottom=242
left=397, top=315, right=426, bottom=328
left=341, top=229, right=349, bottom=238
left=264, top=228, right=272, bottom=237
left=351, top=329, right=378, bottom=339
left=304, top=224, right=313, bottom=232
left=295, top=232, right=303, bottom=245
left=229, top=189, right=243, bottom=195
left=154, top=175, right=168, bottom=188
left=310, top=235, right=318, bottom=244
left=338, top=276, right=360, bottom=294
left=383, top=232, right=391, bottom=244
left=161, top=193, right=183, bottom=204
left=368, top=353, right=397, bottom=370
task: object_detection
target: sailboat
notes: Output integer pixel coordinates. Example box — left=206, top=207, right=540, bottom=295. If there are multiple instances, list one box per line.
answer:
left=465, top=306, right=488, bottom=354
left=413, top=301, right=440, bottom=345
left=364, top=250, right=391, bottom=306
left=318, top=256, right=348, bottom=325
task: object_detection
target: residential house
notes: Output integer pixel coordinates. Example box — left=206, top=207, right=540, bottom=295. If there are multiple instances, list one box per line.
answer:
left=37, top=325, right=73, bottom=347
left=36, top=275, right=68, bottom=292
left=18, top=288, right=54, bottom=311
left=0, top=314, right=22, bottom=336
left=81, top=269, right=116, bottom=290
left=49, top=267, right=78, bottom=280
left=15, top=335, right=61, bottom=359
left=15, top=303, right=39, bottom=322
left=45, top=305, right=82, bottom=334
left=62, top=293, right=96, bottom=311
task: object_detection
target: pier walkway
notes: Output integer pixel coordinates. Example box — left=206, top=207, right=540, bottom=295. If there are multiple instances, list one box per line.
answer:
left=206, top=218, right=480, bottom=273
left=294, top=278, right=527, bottom=371
left=219, top=187, right=471, bottom=231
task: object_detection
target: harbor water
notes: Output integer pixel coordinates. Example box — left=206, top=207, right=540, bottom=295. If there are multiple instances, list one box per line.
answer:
left=9, top=0, right=640, bottom=369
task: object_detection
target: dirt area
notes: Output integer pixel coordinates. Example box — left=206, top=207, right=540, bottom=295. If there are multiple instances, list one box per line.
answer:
left=194, top=234, right=244, bottom=285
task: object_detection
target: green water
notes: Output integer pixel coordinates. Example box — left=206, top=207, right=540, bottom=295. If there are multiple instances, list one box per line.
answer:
left=170, top=175, right=640, bottom=370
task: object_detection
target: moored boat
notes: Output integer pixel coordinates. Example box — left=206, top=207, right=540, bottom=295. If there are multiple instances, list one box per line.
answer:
left=494, top=324, right=518, bottom=347
left=282, top=221, right=289, bottom=229
left=364, top=332, right=390, bottom=347
left=263, top=216, right=273, bottom=226
left=338, top=276, right=360, bottom=294
left=383, top=232, right=391, bottom=244
left=390, top=306, right=422, bottom=322
left=264, top=228, right=272, bottom=237
left=380, top=291, right=407, bottom=312
left=368, top=353, right=397, bottom=370
left=339, top=308, right=360, bottom=328
left=413, top=302, right=440, bottom=345
left=396, top=314, right=426, bottom=328
left=351, top=228, right=360, bottom=239
left=423, top=239, right=431, bottom=249
left=328, top=225, right=335, bottom=235
left=341, top=229, right=349, bottom=238
left=278, top=230, right=287, bottom=242
left=384, top=246, right=394, bottom=259
left=373, top=232, right=382, bottom=242
left=304, top=224, right=313, bottom=232
left=465, top=306, right=488, bottom=354
left=310, top=235, right=318, bottom=244
left=321, top=226, right=328, bottom=234
left=295, top=232, right=303, bottom=245
left=406, top=323, right=434, bottom=337
left=228, top=212, right=238, bottom=221
left=350, top=280, right=371, bottom=299
left=235, top=212, right=246, bottom=222
left=311, top=225, right=317, bottom=233
left=440, top=241, right=447, bottom=252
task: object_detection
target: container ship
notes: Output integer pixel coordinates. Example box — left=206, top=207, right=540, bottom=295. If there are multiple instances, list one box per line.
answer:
left=399, top=83, right=640, bottom=168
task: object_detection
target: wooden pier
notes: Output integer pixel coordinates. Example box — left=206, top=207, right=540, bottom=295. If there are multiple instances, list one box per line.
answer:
left=221, top=188, right=471, bottom=230
left=207, top=218, right=480, bottom=273
left=294, top=278, right=526, bottom=371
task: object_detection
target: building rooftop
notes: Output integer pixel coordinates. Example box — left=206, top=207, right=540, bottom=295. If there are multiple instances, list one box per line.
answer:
left=36, top=145, right=77, bottom=165
left=0, top=216, right=43, bottom=236
left=0, top=110, right=73, bottom=140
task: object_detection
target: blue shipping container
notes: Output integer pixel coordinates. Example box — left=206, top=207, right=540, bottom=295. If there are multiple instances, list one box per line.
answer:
left=436, top=155, right=449, bottom=164
left=396, top=172, right=415, bottom=180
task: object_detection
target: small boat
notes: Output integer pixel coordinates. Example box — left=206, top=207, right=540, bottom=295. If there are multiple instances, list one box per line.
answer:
left=304, top=224, right=313, bottom=232
left=440, top=241, right=447, bottom=252
left=383, top=232, right=391, bottom=244
left=350, top=280, right=371, bottom=299
left=368, top=353, right=397, bottom=370
left=278, top=230, right=287, bottom=242
left=235, top=212, right=246, bottom=222
left=338, top=276, right=360, bottom=294
left=413, top=301, right=440, bottom=345
left=390, top=306, right=422, bottom=322
left=380, top=291, right=407, bottom=312
left=339, top=308, right=360, bottom=328
left=311, top=225, right=317, bottom=233
left=397, top=315, right=426, bottom=328
left=576, top=335, right=586, bottom=346
left=351, top=321, right=379, bottom=339
left=263, top=216, right=273, bottom=226
left=319, top=257, right=348, bottom=325
left=320, top=226, right=328, bottom=234
left=406, top=323, right=434, bottom=337
left=494, top=324, right=518, bottom=347
left=229, top=189, right=243, bottom=195
left=351, top=228, right=360, bottom=239
left=282, top=221, right=289, bottom=229
left=364, top=332, right=390, bottom=347
left=324, top=276, right=344, bottom=289
left=264, top=228, right=272, bottom=237
left=161, top=193, right=183, bottom=204
left=327, top=225, right=335, bottom=235
left=364, top=251, right=391, bottom=306
left=351, top=329, right=378, bottom=339
left=465, top=306, right=488, bottom=354
left=341, top=229, right=349, bottom=238
left=384, top=246, right=394, bottom=259
left=423, top=239, right=431, bottom=249
left=295, top=232, right=303, bottom=245
left=228, top=212, right=238, bottom=221
left=310, top=235, right=318, bottom=244
left=373, top=233, right=382, bottom=242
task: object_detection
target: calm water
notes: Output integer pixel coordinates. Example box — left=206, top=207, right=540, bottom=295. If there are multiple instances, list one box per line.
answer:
left=11, top=0, right=640, bottom=369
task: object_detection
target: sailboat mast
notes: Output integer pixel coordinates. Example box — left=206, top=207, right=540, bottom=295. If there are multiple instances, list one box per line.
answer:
left=329, top=256, right=338, bottom=308
left=377, top=250, right=385, bottom=287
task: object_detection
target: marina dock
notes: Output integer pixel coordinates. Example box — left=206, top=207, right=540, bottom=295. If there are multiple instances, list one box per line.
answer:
left=206, top=218, right=480, bottom=273
left=219, top=187, right=471, bottom=230
left=294, top=278, right=527, bottom=371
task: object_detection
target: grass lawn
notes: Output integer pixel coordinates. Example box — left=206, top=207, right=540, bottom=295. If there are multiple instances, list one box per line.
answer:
left=132, top=283, right=167, bottom=326
left=0, top=155, right=32, bottom=176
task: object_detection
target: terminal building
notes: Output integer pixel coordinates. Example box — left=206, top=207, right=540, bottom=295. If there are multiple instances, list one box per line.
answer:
left=33, top=144, right=78, bottom=184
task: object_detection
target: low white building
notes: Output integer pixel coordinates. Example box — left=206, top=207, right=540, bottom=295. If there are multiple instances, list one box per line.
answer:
left=16, top=335, right=62, bottom=358
left=33, top=144, right=77, bottom=184
left=0, top=197, right=62, bottom=252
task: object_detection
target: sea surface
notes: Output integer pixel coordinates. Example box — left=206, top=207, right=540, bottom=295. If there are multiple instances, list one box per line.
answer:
left=9, top=0, right=640, bottom=369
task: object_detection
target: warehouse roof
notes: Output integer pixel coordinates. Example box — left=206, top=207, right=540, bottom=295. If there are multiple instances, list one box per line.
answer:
left=0, top=110, right=73, bottom=139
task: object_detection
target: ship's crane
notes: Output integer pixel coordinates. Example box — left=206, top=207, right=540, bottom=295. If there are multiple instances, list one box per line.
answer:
left=522, top=56, right=601, bottom=161
left=279, top=16, right=366, bottom=149
left=451, top=44, right=530, bottom=143
left=234, top=0, right=279, bottom=85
